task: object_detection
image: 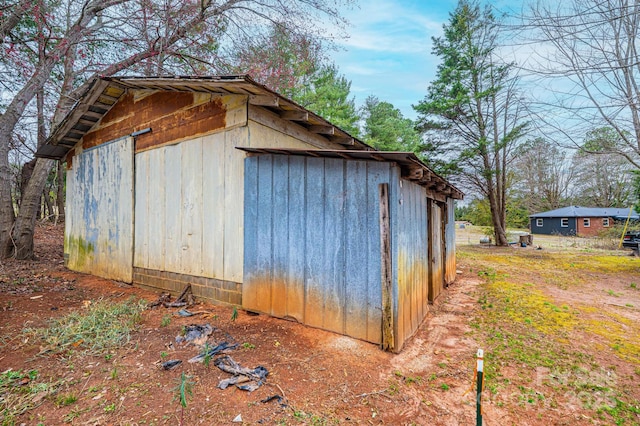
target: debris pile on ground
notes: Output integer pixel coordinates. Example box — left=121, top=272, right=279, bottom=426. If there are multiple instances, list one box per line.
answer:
left=147, top=284, right=194, bottom=308
left=215, top=355, right=269, bottom=392
left=175, top=324, right=214, bottom=346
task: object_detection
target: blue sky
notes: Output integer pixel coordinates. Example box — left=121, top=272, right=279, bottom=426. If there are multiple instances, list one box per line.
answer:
left=330, top=0, right=519, bottom=120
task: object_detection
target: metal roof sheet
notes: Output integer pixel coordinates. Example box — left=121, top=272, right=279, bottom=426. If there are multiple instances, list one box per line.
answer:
left=530, top=206, right=639, bottom=219
left=236, top=147, right=464, bottom=199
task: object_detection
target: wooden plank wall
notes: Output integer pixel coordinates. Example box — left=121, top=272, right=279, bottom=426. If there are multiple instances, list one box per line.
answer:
left=133, top=115, right=329, bottom=286
left=391, top=177, right=430, bottom=352
left=243, top=155, right=391, bottom=345
left=64, top=137, right=134, bottom=282
left=444, top=198, right=457, bottom=285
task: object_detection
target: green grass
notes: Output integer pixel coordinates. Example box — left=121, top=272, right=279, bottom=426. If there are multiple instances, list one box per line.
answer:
left=462, top=245, right=640, bottom=423
left=24, top=297, right=146, bottom=356
left=0, top=369, right=61, bottom=424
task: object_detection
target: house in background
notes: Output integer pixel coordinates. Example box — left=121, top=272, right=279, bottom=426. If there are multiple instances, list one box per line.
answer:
left=36, top=75, right=463, bottom=352
left=530, top=206, right=638, bottom=236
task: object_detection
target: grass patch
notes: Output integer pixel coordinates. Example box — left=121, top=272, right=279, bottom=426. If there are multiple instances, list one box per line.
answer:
left=24, top=297, right=146, bottom=356
left=463, top=245, right=640, bottom=422
left=0, top=369, right=61, bottom=424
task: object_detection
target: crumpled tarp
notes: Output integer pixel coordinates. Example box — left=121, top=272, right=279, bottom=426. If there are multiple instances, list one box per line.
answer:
left=188, top=341, right=238, bottom=363
left=215, top=355, right=268, bottom=392
left=175, top=324, right=213, bottom=346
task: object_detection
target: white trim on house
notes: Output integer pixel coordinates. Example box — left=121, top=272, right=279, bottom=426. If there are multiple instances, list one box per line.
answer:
left=561, top=218, right=568, bottom=227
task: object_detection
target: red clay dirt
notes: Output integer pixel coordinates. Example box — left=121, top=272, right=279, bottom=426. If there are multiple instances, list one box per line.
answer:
left=0, top=223, right=604, bottom=425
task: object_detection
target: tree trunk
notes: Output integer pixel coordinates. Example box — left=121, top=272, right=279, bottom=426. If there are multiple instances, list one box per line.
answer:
left=56, top=161, right=65, bottom=221
left=42, top=188, right=54, bottom=221
left=10, top=158, right=54, bottom=259
left=0, top=140, right=15, bottom=258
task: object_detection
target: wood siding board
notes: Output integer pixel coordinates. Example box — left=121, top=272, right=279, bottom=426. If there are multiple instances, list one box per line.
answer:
left=201, top=133, right=226, bottom=278
left=164, top=144, right=182, bottom=272
left=344, top=160, right=370, bottom=340
left=66, top=137, right=133, bottom=282
left=271, top=155, right=290, bottom=318
left=180, top=138, right=204, bottom=275
left=286, top=156, right=306, bottom=323
left=223, top=130, right=244, bottom=283
left=322, top=159, right=346, bottom=333
left=133, top=152, right=147, bottom=268
left=304, top=157, right=326, bottom=329
left=147, top=148, right=166, bottom=271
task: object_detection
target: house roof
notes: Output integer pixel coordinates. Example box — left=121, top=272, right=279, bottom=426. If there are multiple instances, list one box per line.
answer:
left=237, top=147, right=464, bottom=199
left=530, top=206, right=639, bottom=220
left=36, top=75, right=372, bottom=160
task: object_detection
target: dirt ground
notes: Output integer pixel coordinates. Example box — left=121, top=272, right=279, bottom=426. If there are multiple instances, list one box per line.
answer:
left=0, top=223, right=638, bottom=425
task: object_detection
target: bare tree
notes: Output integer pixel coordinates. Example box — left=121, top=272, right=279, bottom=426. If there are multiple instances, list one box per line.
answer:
left=524, top=0, right=640, bottom=168
left=512, top=137, right=575, bottom=213
left=572, top=127, right=634, bottom=207
left=0, top=0, right=353, bottom=259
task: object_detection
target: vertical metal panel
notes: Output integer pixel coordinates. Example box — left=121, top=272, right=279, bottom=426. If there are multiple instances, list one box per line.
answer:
left=65, top=137, right=134, bottom=282
left=286, top=156, right=306, bottom=322
left=365, top=163, right=387, bottom=344
left=445, top=198, right=457, bottom=284
left=429, top=200, right=445, bottom=301
left=392, top=176, right=429, bottom=351
left=304, top=157, right=325, bottom=329
left=243, top=155, right=391, bottom=344
left=344, top=161, right=370, bottom=341
left=272, top=155, right=290, bottom=318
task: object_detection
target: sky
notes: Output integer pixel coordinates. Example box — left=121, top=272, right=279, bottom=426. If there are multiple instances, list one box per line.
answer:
left=329, top=0, right=518, bottom=121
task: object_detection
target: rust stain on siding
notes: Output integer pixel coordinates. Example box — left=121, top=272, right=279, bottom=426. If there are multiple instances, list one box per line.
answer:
left=65, top=148, right=74, bottom=169
left=82, top=91, right=227, bottom=151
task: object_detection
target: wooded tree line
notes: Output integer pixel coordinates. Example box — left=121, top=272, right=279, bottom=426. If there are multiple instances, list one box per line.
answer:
left=2, top=0, right=640, bottom=256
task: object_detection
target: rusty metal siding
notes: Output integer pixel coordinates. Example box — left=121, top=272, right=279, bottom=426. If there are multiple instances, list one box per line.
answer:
left=243, top=154, right=390, bottom=344
left=428, top=200, right=445, bottom=301
left=64, top=137, right=134, bottom=282
left=391, top=177, right=430, bottom=351
left=445, top=198, right=457, bottom=284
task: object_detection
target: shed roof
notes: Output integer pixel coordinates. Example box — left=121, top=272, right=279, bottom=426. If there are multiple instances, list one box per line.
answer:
left=530, top=206, right=639, bottom=220
left=36, top=75, right=372, bottom=160
left=237, top=147, right=464, bottom=200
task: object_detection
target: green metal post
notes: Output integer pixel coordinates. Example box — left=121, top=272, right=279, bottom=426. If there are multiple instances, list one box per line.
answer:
left=476, top=349, right=484, bottom=426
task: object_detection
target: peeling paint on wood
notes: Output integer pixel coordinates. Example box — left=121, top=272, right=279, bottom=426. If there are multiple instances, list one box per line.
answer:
left=81, top=91, right=246, bottom=152
left=65, top=137, right=134, bottom=282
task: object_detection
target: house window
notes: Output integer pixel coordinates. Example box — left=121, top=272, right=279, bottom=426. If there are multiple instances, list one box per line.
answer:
left=536, top=218, right=543, bottom=227
left=583, top=218, right=590, bottom=227
left=561, top=218, right=568, bottom=227
left=603, top=218, right=610, bottom=227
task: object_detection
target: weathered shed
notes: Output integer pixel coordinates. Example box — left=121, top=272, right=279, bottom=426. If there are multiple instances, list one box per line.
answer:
left=37, top=75, right=463, bottom=352
left=240, top=148, right=462, bottom=351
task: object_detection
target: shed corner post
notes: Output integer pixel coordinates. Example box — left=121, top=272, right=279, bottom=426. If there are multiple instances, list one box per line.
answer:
left=379, top=183, right=394, bottom=352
